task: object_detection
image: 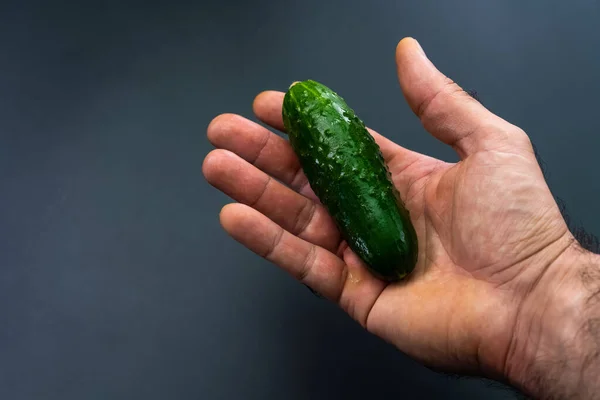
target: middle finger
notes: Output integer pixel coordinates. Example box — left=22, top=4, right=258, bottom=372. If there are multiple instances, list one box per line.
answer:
left=207, top=113, right=315, bottom=200
left=203, top=149, right=341, bottom=252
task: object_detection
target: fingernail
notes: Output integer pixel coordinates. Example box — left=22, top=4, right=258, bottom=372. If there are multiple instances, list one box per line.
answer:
left=414, top=39, right=426, bottom=57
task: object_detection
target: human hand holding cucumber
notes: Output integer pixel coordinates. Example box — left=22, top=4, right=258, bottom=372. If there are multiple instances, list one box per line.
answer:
left=203, top=38, right=600, bottom=399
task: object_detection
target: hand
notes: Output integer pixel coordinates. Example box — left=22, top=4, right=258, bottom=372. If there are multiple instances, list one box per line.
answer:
left=203, top=38, right=580, bottom=392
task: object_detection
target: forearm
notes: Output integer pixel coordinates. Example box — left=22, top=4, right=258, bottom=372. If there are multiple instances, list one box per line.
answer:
left=504, top=245, right=600, bottom=399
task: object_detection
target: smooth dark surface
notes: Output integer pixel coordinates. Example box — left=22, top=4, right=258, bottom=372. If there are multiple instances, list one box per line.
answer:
left=0, top=1, right=598, bottom=399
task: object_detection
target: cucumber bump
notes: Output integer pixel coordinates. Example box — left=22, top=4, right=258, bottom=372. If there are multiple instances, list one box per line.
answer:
left=282, top=80, right=418, bottom=281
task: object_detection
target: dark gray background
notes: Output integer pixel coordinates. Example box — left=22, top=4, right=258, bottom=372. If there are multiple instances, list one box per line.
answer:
left=1, top=1, right=599, bottom=399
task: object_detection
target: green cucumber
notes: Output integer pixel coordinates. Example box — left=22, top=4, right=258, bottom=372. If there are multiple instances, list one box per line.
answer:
left=282, top=80, right=418, bottom=281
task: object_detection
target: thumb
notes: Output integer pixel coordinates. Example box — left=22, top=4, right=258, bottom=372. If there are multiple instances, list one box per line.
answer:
left=396, top=37, right=526, bottom=158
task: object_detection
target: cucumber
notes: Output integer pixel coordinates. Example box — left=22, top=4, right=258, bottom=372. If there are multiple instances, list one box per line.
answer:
left=282, top=80, right=418, bottom=281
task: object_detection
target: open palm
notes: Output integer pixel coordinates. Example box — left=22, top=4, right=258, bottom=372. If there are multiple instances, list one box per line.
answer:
left=203, top=38, right=573, bottom=377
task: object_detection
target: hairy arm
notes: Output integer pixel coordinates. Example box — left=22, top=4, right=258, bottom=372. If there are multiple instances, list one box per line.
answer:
left=503, top=142, right=600, bottom=399
left=503, top=246, right=600, bottom=400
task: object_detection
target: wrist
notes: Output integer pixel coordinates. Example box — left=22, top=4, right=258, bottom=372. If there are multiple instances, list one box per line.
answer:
left=504, top=243, right=600, bottom=399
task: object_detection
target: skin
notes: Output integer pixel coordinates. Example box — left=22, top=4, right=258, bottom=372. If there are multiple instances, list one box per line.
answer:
left=202, top=38, right=600, bottom=398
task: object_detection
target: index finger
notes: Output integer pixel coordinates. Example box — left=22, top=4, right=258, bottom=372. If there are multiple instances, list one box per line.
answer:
left=252, top=90, right=405, bottom=161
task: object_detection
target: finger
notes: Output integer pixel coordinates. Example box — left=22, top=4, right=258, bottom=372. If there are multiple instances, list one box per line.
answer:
left=207, top=113, right=315, bottom=200
left=252, top=91, right=286, bottom=132
left=396, top=37, right=525, bottom=158
left=339, top=244, right=388, bottom=326
left=220, top=204, right=386, bottom=326
left=252, top=90, right=420, bottom=169
left=220, top=203, right=345, bottom=301
left=203, top=149, right=340, bottom=252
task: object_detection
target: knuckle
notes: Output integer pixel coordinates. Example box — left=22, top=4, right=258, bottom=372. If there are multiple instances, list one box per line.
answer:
left=289, top=165, right=307, bottom=189
left=417, top=78, right=467, bottom=124
left=249, top=176, right=271, bottom=207
left=510, top=127, right=533, bottom=149
left=263, top=227, right=284, bottom=259
left=293, top=200, right=317, bottom=236
left=297, top=245, right=317, bottom=283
